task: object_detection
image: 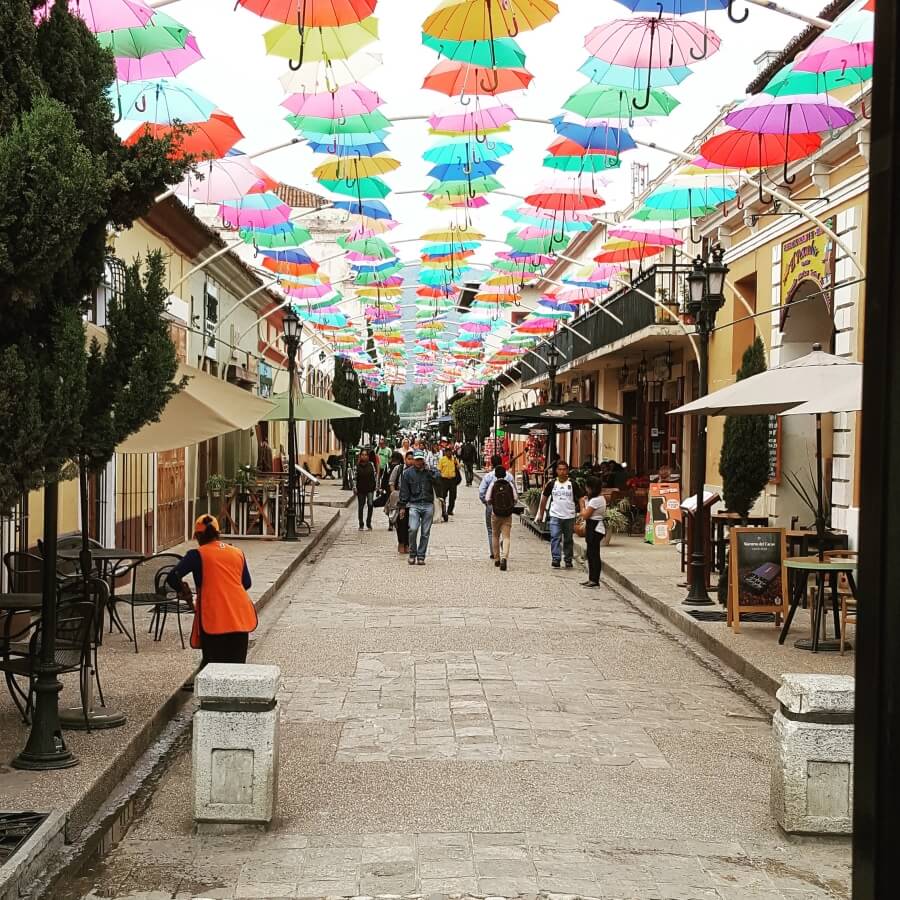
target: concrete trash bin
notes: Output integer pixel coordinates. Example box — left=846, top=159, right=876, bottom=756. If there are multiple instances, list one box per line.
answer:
left=771, top=673, right=854, bottom=835
left=193, top=663, right=280, bottom=828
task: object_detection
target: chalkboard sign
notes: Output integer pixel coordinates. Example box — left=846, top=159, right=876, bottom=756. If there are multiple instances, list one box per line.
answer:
left=767, top=416, right=782, bottom=484
left=727, top=527, right=786, bottom=634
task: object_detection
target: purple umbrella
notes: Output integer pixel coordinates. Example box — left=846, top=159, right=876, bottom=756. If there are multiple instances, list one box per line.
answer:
left=115, top=35, right=203, bottom=81
left=725, top=93, right=855, bottom=135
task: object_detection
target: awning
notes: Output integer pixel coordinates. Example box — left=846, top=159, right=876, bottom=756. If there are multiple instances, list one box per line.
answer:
left=262, top=392, right=362, bottom=422
left=118, top=364, right=275, bottom=454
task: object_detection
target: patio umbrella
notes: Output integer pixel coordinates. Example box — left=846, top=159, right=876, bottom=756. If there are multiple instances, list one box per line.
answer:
left=670, top=344, right=862, bottom=560
left=503, top=401, right=628, bottom=426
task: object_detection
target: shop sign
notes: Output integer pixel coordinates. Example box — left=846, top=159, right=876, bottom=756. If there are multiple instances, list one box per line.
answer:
left=259, top=361, right=273, bottom=399
left=768, top=415, right=782, bottom=484
left=727, top=527, right=787, bottom=633
left=644, top=482, right=682, bottom=545
left=779, top=218, right=836, bottom=314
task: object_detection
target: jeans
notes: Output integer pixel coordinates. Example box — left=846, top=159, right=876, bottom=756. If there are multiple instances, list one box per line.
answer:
left=491, top=513, right=512, bottom=561
left=484, top=505, right=494, bottom=555
left=463, top=462, right=474, bottom=485
left=549, top=516, right=575, bottom=564
left=408, top=503, right=434, bottom=560
left=357, top=491, right=374, bottom=527
left=585, top=525, right=603, bottom=583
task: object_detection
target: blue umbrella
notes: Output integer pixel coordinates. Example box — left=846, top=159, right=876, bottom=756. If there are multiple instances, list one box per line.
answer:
left=550, top=116, right=637, bottom=152
left=421, top=241, right=482, bottom=255
left=644, top=185, right=736, bottom=209
left=333, top=199, right=394, bottom=219
left=258, top=249, right=314, bottom=264
left=502, top=208, right=592, bottom=231
left=427, top=160, right=502, bottom=181
left=578, top=59, right=693, bottom=88
left=423, top=140, right=513, bottom=164
left=612, top=0, right=727, bottom=11
left=306, top=140, right=390, bottom=156
left=111, top=78, right=215, bottom=124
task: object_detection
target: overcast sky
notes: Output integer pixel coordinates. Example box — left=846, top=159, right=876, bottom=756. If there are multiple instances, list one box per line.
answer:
left=150, top=0, right=806, bottom=272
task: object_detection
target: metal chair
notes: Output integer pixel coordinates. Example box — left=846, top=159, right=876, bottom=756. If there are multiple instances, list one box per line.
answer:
left=2, top=551, right=44, bottom=593
left=120, top=553, right=185, bottom=653
left=825, top=550, right=859, bottom=655
left=0, top=582, right=101, bottom=730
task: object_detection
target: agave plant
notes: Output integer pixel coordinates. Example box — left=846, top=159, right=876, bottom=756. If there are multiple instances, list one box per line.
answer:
left=784, top=460, right=831, bottom=528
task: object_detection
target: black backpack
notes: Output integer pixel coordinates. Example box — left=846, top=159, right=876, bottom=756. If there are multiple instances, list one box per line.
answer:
left=491, top=478, right=516, bottom=517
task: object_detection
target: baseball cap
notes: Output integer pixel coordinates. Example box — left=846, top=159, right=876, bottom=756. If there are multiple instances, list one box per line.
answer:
left=413, top=449, right=426, bottom=459
left=194, top=514, right=219, bottom=535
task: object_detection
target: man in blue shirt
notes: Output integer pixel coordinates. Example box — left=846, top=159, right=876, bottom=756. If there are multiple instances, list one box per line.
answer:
left=478, top=454, right=504, bottom=559
left=399, top=450, right=439, bottom=566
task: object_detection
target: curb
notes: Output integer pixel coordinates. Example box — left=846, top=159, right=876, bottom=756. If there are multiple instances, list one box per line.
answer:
left=0, top=811, right=65, bottom=900
left=22, top=511, right=343, bottom=900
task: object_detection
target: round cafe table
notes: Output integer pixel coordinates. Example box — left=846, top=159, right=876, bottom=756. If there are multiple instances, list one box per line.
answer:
left=778, top=555, right=857, bottom=653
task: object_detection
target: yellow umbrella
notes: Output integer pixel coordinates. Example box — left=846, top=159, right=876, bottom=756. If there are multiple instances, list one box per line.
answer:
left=483, top=274, right=522, bottom=286
left=264, top=17, right=378, bottom=61
left=423, top=0, right=559, bottom=41
left=356, top=286, right=404, bottom=298
left=312, top=155, right=400, bottom=180
left=419, top=227, right=485, bottom=242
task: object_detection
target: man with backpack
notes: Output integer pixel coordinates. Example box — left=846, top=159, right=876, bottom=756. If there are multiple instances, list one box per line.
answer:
left=485, top=463, right=518, bottom=571
left=478, top=454, right=504, bottom=559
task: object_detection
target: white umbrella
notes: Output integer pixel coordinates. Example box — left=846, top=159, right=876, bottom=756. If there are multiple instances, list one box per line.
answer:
left=670, top=345, right=862, bottom=558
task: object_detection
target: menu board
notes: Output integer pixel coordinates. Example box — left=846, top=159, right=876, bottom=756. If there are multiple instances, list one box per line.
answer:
left=768, top=416, right=782, bottom=484
left=644, top=482, right=682, bottom=545
left=728, top=527, right=786, bottom=634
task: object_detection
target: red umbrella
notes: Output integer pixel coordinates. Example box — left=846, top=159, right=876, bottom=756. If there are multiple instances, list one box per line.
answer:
left=125, top=111, right=244, bottom=159
left=546, top=137, right=618, bottom=158
left=699, top=128, right=821, bottom=197
left=423, top=60, right=533, bottom=98
left=525, top=189, right=605, bottom=212
left=237, top=0, right=376, bottom=25
left=593, top=242, right=664, bottom=264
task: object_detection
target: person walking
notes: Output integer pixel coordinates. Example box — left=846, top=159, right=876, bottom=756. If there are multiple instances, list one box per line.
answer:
left=376, top=438, right=392, bottom=480
left=581, top=476, right=607, bottom=588
left=437, top=446, right=460, bottom=521
left=459, top=439, right=477, bottom=486
left=167, top=515, right=257, bottom=666
left=478, top=454, right=504, bottom=559
left=399, top=449, right=438, bottom=566
left=537, top=460, right=584, bottom=569
left=389, top=450, right=414, bottom=554
left=354, top=449, right=378, bottom=530
left=485, top=463, right=517, bottom=571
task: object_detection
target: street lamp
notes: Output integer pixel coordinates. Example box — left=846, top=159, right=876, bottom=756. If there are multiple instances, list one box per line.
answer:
left=282, top=308, right=302, bottom=542
left=546, top=342, right=561, bottom=470
left=684, top=245, right=729, bottom=606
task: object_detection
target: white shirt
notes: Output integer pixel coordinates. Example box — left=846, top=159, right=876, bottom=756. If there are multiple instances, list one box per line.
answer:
left=545, top=479, right=579, bottom=520
left=585, top=495, right=607, bottom=535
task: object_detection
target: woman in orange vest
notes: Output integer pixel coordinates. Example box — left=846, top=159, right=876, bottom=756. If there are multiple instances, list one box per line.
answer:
left=166, top=515, right=258, bottom=665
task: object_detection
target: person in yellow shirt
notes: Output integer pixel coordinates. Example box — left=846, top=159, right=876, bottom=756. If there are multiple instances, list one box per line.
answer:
left=436, top=446, right=460, bottom=522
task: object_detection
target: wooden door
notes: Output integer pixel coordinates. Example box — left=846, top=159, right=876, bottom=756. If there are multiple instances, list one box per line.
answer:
left=157, top=448, right=186, bottom=549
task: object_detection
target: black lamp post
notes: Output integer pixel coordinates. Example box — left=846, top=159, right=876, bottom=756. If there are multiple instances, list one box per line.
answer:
left=283, top=308, right=302, bottom=542
left=546, top=342, right=561, bottom=470
left=684, top=245, right=728, bottom=606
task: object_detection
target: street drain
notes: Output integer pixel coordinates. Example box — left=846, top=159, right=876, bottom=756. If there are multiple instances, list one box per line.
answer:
left=0, top=812, right=49, bottom=865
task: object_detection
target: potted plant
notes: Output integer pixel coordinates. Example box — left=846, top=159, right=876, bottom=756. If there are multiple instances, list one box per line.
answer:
left=602, top=498, right=632, bottom=546
left=206, top=474, right=227, bottom=498
left=523, top=487, right=543, bottom=518
left=234, top=465, right=254, bottom=502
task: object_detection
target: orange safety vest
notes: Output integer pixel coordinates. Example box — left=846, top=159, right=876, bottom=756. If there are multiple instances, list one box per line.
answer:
left=189, top=541, right=258, bottom=649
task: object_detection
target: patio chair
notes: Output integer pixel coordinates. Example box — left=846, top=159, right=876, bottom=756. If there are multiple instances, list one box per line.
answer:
left=2, top=551, right=44, bottom=593
left=120, top=553, right=186, bottom=653
left=825, top=550, right=858, bottom=655
left=0, top=582, right=101, bottom=730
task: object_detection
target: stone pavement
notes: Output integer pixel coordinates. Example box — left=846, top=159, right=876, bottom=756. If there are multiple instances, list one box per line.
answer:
left=70, top=486, right=850, bottom=900
left=0, top=515, right=338, bottom=843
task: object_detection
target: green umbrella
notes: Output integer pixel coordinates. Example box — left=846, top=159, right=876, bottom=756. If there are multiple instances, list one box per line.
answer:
left=240, top=224, right=313, bottom=248
left=424, top=175, right=503, bottom=196
left=763, top=62, right=872, bottom=97
left=318, top=176, right=392, bottom=199
left=634, top=204, right=718, bottom=222
left=263, top=392, right=362, bottom=422
left=543, top=154, right=622, bottom=173
left=563, top=84, right=679, bottom=119
left=97, top=11, right=189, bottom=57
left=286, top=110, right=392, bottom=135
left=421, top=33, right=527, bottom=68
left=354, top=264, right=403, bottom=284
left=337, top=235, right=395, bottom=258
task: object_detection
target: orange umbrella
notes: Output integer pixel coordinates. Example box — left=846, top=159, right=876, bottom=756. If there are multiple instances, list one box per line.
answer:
left=422, top=60, right=533, bottom=97
left=261, top=258, right=320, bottom=276
left=125, top=112, right=243, bottom=159
left=593, top=241, right=665, bottom=264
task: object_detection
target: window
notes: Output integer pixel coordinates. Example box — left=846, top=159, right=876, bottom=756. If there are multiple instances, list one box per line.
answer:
left=203, top=279, right=219, bottom=360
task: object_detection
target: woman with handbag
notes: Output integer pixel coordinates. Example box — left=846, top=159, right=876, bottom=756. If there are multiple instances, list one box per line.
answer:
left=580, top=476, right=607, bottom=588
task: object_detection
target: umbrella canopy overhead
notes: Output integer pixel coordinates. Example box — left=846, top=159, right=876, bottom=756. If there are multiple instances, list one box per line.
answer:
left=502, top=401, right=629, bottom=426
left=669, top=347, right=862, bottom=418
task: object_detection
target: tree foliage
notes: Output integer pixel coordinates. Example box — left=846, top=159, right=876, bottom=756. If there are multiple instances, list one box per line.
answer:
left=0, top=0, right=192, bottom=511
left=451, top=396, right=481, bottom=441
left=480, top=384, right=496, bottom=439
left=719, top=336, right=770, bottom=519
left=398, top=385, right=433, bottom=414
left=330, top=358, right=362, bottom=449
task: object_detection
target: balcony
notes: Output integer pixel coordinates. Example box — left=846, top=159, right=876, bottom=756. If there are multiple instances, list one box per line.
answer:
left=523, top=265, right=692, bottom=382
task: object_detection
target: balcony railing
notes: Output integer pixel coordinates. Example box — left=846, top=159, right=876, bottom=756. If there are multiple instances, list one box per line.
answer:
left=523, top=265, right=691, bottom=380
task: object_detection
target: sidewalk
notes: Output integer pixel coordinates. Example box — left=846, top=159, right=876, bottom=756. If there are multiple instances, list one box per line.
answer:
left=0, top=512, right=340, bottom=865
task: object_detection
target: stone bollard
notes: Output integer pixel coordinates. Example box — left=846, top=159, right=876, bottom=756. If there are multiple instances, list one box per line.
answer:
left=193, top=663, right=280, bottom=829
left=771, top=673, right=854, bottom=835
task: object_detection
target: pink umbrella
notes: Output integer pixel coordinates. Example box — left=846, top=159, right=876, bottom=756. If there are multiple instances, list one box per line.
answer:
left=553, top=286, right=601, bottom=305
left=586, top=18, right=720, bottom=68
left=725, top=93, right=855, bottom=134
left=794, top=36, right=874, bottom=73
left=516, top=226, right=554, bottom=240
left=35, top=0, right=153, bottom=32
left=175, top=156, right=275, bottom=203
left=116, top=35, right=203, bottom=81
left=609, top=224, right=683, bottom=245
left=428, top=105, right=517, bottom=135
left=280, top=82, right=383, bottom=117
left=460, top=321, right=493, bottom=334
left=219, top=197, right=291, bottom=229
left=282, top=283, right=333, bottom=299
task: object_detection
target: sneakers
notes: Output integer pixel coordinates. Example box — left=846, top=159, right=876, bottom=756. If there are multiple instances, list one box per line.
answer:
left=565, top=560, right=574, bottom=569
left=499, top=559, right=508, bottom=572
left=551, top=560, right=561, bottom=569
left=358, top=525, right=365, bottom=531
left=495, top=559, right=501, bottom=568
left=408, top=556, right=417, bottom=565
left=416, top=558, right=426, bottom=566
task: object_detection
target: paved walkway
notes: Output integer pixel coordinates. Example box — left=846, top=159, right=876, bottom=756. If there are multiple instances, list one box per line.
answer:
left=73, top=486, right=850, bottom=900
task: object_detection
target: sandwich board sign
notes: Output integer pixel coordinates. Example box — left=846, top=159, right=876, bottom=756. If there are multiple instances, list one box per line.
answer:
left=727, top=527, right=786, bottom=633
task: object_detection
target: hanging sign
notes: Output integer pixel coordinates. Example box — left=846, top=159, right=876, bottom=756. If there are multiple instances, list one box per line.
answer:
left=767, top=415, right=782, bottom=484
left=727, top=527, right=787, bottom=634
left=779, top=217, right=836, bottom=312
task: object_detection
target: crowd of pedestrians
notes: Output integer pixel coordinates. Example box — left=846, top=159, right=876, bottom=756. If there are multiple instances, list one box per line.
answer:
left=353, top=435, right=607, bottom=584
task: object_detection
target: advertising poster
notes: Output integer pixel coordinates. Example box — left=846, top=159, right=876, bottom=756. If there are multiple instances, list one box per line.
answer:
left=727, top=527, right=787, bottom=633
left=644, top=482, right=682, bottom=545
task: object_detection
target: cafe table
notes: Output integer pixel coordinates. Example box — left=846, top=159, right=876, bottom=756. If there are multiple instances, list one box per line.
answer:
left=778, top=555, right=857, bottom=652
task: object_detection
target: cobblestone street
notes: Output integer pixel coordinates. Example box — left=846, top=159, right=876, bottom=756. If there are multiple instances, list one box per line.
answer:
left=74, top=487, right=851, bottom=900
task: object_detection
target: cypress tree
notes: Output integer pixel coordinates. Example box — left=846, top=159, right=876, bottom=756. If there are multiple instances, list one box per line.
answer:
left=331, top=359, right=362, bottom=488
left=480, top=384, right=496, bottom=441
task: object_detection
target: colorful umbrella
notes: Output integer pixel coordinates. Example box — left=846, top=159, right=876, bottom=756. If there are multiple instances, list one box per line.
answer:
left=278, top=52, right=383, bottom=93
left=313, top=155, right=400, bottom=180
left=176, top=155, right=276, bottom=203
left=794, top=36, right=873, bottom=74
left=240, top=222, right=316, bottom=249
left=578, top=58, right=692, bottom=88
left=264, top=17, right=379, bottom=64
left=115, top=35, right=202, bottom=81
left=644, top=185, right=735, bottom=209
left=422, top=0, right=559, bottom=41
left=423, top=140, right=513, bottom=164
left=699, top=128, right=823, bottom=188
left=36, top=0, right=153, bottom=32
left=593, top=241, right=665, bottom=264
left=725, top=93, right=855, bottom=134
left=97, top=11, right=189, bottom=58
left=563, top=84, right=679, bottom=119
left=287, top=109, right=392, bottom=135
left=550, top=117, right=637, bottom=154
left=423, top=60, right=533, bottom=97
left=428, top=106, right=517, bottom=135
left=124, top=111, right=243, bottom=158
left=318, top=176, right=392, bottom=199
left=112, top=78, right=214, bottom=125
left=543, top=154, right=622, bottom=173
left=237, top=0, right=376, bottom=25
left=763, top=62, right=872, bottom=97
left=525, top=188, right=605, bottom=212
left=609, top=224, right=683, bottom=245
left=219, top=192, right=292, bottom=229
left=281, top=83, right=382, bottom=117
left=421, top=33, right=527, bottom=68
